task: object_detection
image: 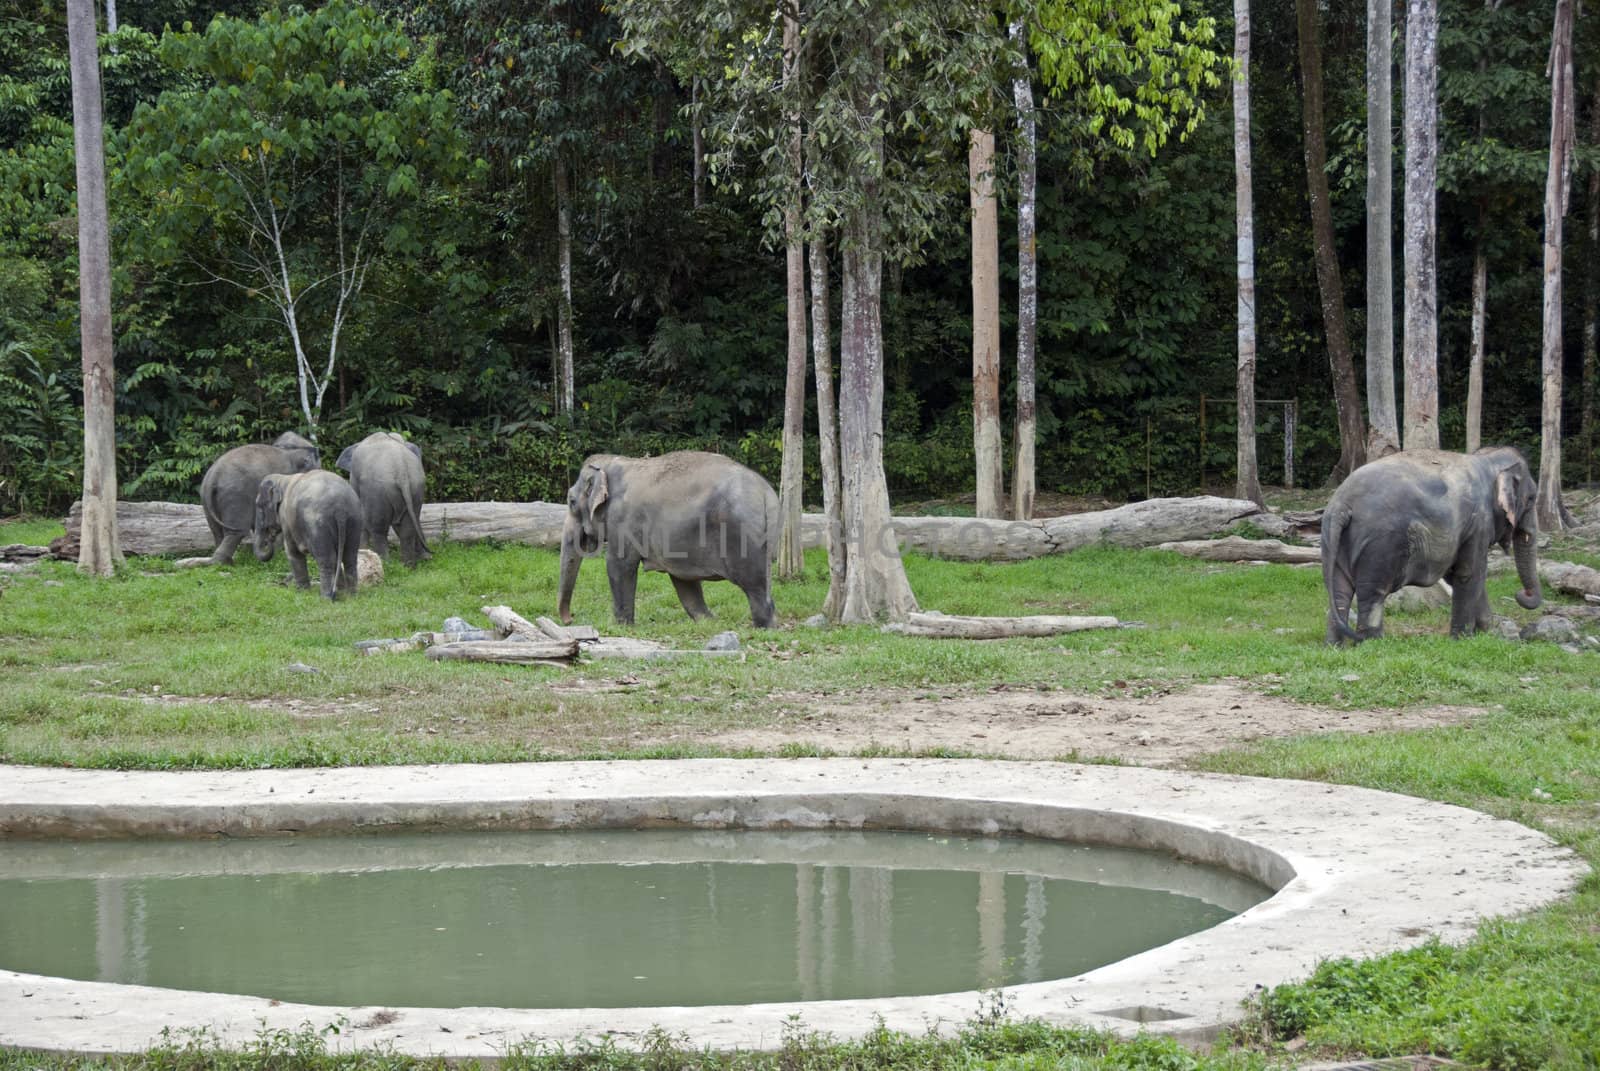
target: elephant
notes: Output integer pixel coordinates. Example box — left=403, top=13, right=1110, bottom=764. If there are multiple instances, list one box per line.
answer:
left=199, top=432, right=320, bottom=564
left=1321, top=446, right=1542, bottom=644
left=557, top=451, right=780, bottom=629
left=335, top=431, right=430, bottom=567
left=253, top=469, right=363, bottom=600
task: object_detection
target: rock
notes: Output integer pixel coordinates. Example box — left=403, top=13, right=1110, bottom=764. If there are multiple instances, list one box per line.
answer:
left=357, top=549, right=383, bottom=588
left=802, top=614, right=829, bottom=629
left=706, top=631, right=741, bottom=652
left=286, top=662, right=320, bottom=674
left=442, top=616, right=472, bottom=633
left=1490, top=617, right=1523, bottom=642
left=1521, top=616, right=1580, bottom=644
left=1386, top=581, right=1452, bottom=612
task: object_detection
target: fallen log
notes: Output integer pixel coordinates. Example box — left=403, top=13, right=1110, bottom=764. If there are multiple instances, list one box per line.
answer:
left=1540, top=560, right=1600, bottom=599
left=882, top=611, right=1121, bottom=639
left=481, top=605, right=545, bottom=641
left=355, top=636, right=429, bottom=656
left=1155, top=536, right=1321, bottom=564
left=58, top=495, right=1275, bottom=562
left=582, top=638, right=743, bottom=661
left=1042, top=496, right=1261, bottom=554
left=427, top=639, right=577, bottom=664
left=0, top=544, right=51, bottom=561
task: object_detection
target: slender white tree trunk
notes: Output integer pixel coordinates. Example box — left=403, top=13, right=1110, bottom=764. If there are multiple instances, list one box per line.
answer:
left=1466, top=203, right=1487, bottom=453
left=555, top=153, right=575, bottom=414
left=970, top=127, right=1003, bottom=518
left=1402, top=0, right=1439, bottom=451
left=811, top=231, right=845, bottom=620
left=67, top=0, right=121, bottom=576
left=1011, top=21, right=1037, bottom=522
left=776, top=11, right=807, bottom=579
left=1366, top=0, right=1399, bottom=457
left=1234, top=0, right=1262, bottom=507
left=1538, top=0, right=1576, bottom=531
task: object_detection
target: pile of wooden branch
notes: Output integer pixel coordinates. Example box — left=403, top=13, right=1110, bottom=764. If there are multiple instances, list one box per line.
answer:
left=355, top=605, right=744, bottom=665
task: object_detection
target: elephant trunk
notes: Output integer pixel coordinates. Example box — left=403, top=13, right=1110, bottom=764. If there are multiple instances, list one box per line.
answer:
left=1513, top=528, right=1542, bottom=610
left=253, top=527, right=277, bottom=563
left=557, top=514, right=583, bottom=625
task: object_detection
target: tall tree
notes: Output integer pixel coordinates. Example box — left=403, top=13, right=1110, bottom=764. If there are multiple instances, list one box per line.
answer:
left=1402, top=0, right=1439, bottom=450
left=1463, top=1, right=1496, bottom=454
left=1296, top=0, right=1366, bottom=482
left=1366, top=0, right=1399, bottom=457
left=1010, top=19, right=1038, bottom=522
left=810, top=227, right=845, bottom=618
left=776, top=8, right=807, bottom=578
left=970, top=124, right=1003, bottom=519
left=66, top=0, right=120, bottom=576
left=1234, top=0, right=1261, bottom=507
left=1537, top=0, right=1575, bottom=531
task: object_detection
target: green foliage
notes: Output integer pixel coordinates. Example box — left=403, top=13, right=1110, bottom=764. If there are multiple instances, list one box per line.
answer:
left=0, top=339, right=78, bottom=513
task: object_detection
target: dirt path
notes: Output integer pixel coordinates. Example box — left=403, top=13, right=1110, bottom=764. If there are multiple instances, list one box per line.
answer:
left=694, top=680, right=1481, bottom=766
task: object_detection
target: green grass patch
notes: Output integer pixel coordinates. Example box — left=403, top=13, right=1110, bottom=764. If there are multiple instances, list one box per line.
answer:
left=0, top=514, right=64, bottom=544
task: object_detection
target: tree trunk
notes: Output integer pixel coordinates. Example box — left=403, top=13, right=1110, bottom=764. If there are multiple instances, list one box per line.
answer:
left=1297, top=0, right=1366, bottom=483
left=1402, top=0, right=1439, bottom=451
left=691, top=79, right=705, bottom=210
left=67, top=0, right=121, bottom=577
left=837, top=161, right=917, bottom=622
left=970, top=126, right=1003, bottom=519
left=1011, top=21, right=1037, bottom=522
left=554, top=152, right=575, bottom=414
left=1234, top=0, right=1263, bottom=507
left=776, top=12, right=807, bottom=580
left=1466, top=200, right=1488, bottom=452
left=1538, top=0, right=1576, bottom=532
left=1365, top=0, right=1400, bottom=457
left=1583, top=73, right=1600, bottom=484
left=811, top=230, right=846, bottom=619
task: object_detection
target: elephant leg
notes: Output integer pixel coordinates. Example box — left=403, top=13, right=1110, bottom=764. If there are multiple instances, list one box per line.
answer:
left=397, top=512, right=428, bottom=567
left=607, top=556, right=641, bottom=625
left=670, top=576, right=714, bottom=621
left=211, top=530, right=244, bottom=565
left=1447, top=547, right=1492, bottom=637
left=338, top=523, right=361, bottom=597
left=285, top=545, right=312, bottom=590
left=1353, top=579, right=1387, bottom=641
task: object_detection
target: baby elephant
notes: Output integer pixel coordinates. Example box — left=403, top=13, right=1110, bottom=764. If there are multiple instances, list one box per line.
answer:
left=254, top=470, right=363, bottom=600
left=336, top=432, right=430, bottom=567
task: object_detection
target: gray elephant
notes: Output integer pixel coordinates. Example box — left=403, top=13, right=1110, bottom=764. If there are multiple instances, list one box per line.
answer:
left=253, top=470, right=363, bottom=600
left=335, top=431, right=430, bottom=567
left=199, top=432, right=320, bottom=563
left=558, top=451, right=779, bottom=628
left=1321, top=446, right=1542, bottom=644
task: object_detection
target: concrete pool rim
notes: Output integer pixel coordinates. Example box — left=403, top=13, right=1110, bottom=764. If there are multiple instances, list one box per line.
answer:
left=0, top=757, right=1586, bottom=1057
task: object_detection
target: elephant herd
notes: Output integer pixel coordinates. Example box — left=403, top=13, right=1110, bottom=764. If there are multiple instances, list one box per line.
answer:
left=205, top=432, right=1546, bottom=643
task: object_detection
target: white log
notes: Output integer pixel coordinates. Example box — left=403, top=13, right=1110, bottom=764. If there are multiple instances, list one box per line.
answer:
left=354, top=637, right=428, bottom=656
left=427, top=639, right=577, bottom=664
left=61, top=496, right=1264, bottom=563
left=534, top=616, right=575, bottom=642
left=882, top=612, right=1121, bottom=639
left=481, top=605, right=545, bottom=641
left=582, top=639, right=743, bottom=661
left=1156, top=536, right=1321, bottom=564
left=1043, top=497, right=1262, bottom=553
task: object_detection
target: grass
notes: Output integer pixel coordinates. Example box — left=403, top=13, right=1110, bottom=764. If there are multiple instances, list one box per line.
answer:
left=2, top=512, right=1599, bottom=1068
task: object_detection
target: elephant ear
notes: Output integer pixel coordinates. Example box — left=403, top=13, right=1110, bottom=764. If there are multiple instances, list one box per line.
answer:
left=335, top=445, right=357, bottom=472
left=1494, top=467, right=1532, bottom=531
left=405, top=441, right=422, bottom=463
left=586, top=466, right=609, bottom=526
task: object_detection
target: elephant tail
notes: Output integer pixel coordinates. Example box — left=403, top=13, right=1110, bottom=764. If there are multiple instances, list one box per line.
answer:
left=1321, top=504, right=1360, bottom=644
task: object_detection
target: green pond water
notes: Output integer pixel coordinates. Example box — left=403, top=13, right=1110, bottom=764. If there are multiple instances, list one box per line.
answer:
left=0, top=829, right=1272, bottom=1008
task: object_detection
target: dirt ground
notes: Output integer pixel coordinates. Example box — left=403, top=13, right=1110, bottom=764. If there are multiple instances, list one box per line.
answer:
left=682, top=680, right=1482, bottom=766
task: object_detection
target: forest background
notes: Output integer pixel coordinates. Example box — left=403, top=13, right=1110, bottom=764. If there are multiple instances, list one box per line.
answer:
left=2, top=0, right=1595, bottom=518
